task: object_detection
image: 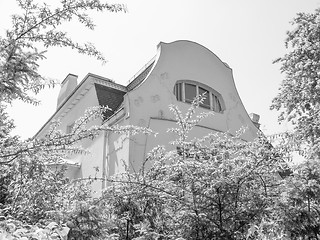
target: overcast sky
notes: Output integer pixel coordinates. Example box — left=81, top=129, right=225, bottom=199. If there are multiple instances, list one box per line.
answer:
left=1, top=0, right=320, bottom=139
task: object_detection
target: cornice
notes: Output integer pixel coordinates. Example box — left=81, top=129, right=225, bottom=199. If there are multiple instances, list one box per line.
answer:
left=59, top=83, right=93, bottom=118
left=93, top=78, right=127, bottom=92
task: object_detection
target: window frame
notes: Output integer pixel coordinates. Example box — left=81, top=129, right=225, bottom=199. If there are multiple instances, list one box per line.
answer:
left=173, top=80, right=225, bottom=113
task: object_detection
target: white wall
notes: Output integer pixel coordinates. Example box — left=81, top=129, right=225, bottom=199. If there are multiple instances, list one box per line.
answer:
left=125, top=40, right=260, bottom=172
left=37, top=79, right=106, bottom=193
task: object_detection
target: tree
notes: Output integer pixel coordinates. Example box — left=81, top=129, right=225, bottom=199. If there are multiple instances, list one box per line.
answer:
left=0, top=0, right=125, bottom=220
left=0, top=0, right=126, bottom=105
left=271, top=7, right=320, bottom=160
left=270, top=7, right=320, bottom=239
left=0, top=0, right=128, bottom=169
left=0, top=1, right=128, bottom=238
left=275, top=160, right=320, bottom=239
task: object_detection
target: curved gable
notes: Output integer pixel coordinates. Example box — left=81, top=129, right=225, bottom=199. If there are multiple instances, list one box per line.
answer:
left=126, top=40, right=259, bottom=142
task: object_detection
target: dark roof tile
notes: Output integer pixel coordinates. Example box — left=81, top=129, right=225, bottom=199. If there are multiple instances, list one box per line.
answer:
left=94, top=83, right=126, bottom=120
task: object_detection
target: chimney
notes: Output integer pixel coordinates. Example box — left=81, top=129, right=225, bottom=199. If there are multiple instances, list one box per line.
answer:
left=57, top=74, right=78, bottom=109
left=249, top=113, right=260, bottom=129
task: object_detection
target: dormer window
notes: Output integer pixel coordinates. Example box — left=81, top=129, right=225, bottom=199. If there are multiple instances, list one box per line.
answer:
left=173, top=81, right=224, bottom=113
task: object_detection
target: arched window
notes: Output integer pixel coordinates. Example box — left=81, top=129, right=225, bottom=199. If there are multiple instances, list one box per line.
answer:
left=173, top=81, right=224, bottom=113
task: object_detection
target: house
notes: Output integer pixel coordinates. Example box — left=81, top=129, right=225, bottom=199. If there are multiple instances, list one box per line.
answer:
left=35, top=40, right=260, bottom=193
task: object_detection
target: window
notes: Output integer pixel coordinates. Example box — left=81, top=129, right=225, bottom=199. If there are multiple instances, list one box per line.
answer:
left=175, top=82, right=182, bottom=101
left=199, top=87, right=210, bottom=109
left=173, top=81, right=224, bottom=113
left=212, top=95, right=222, bottom=112
left=66, top=122, right=75, bottom=134
left=185, top=83, right=197, bottom=103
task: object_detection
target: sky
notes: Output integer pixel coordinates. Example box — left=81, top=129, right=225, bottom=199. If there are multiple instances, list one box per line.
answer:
left=1, top=0, right=320, bottom=139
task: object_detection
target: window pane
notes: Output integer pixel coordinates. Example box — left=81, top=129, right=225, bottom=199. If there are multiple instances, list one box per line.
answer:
left=185, top=83, right=196, bottom=103
left=212, top=95, right=222, bottom=112
left=199, top=87, right=210, bottom=108
left=212, top=94, right=217, bottom=111
left=216, top=96, right=222, bottom=112
left=174, top=83, right=182, bottom=101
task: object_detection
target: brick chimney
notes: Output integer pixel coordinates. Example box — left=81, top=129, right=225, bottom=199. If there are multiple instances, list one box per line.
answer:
left=249, top=113, right=260, bottom=129
left=57, top=74, right=78, bottom=109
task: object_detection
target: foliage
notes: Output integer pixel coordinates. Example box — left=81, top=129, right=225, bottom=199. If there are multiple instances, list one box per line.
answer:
left=246, top=159, right=320, bottom=239
left=271, top=7, right=320, bottom=160
left=0, top=219, right=69, bottom=240
left=273, top=160, right=320, bottom=239
left=47, top=178, right=110, bottom=240
left=101, top=96, right=285, bottom=240
left=0, top=2, right=128, bottom=239
left=246, top=218, right=289, bottom=240
left=270, top=7, right=320, bottom=239
left=0, top=105, right=152, bottom=214
left=3, top=93, right=319, bottom=239
left=0, top=105, right=154, bottom=239
left=0, top=0, right=126, bottom=105
left=4, top=2, right=320, bottom=239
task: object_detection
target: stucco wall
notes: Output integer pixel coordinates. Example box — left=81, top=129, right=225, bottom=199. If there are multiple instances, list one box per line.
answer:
left=106, top=131, right=130, bottom=176
left=125, top=40, right=259, bottom=172
left=37, top=80, right=107, bottom=193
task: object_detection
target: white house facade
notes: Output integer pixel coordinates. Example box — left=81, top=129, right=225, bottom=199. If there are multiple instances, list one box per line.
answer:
left=36, top=40, right=260, bottom=193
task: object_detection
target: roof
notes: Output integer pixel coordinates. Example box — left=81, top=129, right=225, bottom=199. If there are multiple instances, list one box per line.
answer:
left=127, top=58, right=155, bottom=91
left=34, top=73, right=126, bottom=138
left=94, top=83, right=126, bottom=120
